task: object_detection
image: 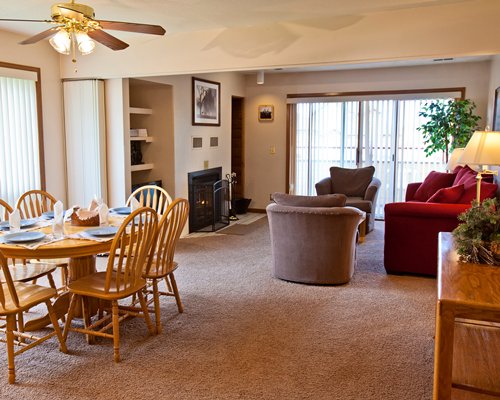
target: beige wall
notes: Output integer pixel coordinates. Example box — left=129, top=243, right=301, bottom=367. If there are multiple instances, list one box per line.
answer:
left=138, top=72, right=246, bottom=204
left=59, top=0, right=500, bottom=80
left=0, top=30, right=66, bottom=203
left=487, top=56, right=500, bottom=127
left=244, top=61, right=492, bottom=209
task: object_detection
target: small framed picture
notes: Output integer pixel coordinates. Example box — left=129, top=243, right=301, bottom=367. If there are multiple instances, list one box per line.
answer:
left=192, top=77, right=221, bottom=126
left=258, top=105, right=274, bottom=122
left=493, top=86, right=500, bottom=131
left=210, top=137, right=219, bottom=147
left=192, top=136, right=203, bottom=149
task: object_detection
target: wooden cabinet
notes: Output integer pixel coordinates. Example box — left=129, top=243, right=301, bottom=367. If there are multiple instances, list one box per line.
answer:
left=434, top=233, right=500, bottom=399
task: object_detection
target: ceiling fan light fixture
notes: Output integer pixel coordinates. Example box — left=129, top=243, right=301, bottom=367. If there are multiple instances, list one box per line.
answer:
left=49, top=29, right=71, bottom=55
left=75, top=31, right=95, bottom=55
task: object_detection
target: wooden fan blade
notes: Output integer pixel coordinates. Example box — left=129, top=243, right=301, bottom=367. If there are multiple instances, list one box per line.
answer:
left=19, top=27, right=60, bottom=45
left=0, top=18, right=50, bottom=23
left=98, top=20, right=166, bottom=35
left=87, top=29, right=129, bottom=51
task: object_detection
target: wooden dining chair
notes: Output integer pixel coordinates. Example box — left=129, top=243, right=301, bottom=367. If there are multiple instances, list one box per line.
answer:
left=0, top=250, right=67, bottom=384
left=15, top=190, right=69, bottom=291
left=127, top=185, right=172, bottom=215
left=63, top=207, right=158, bottom=362
left=142, top=198, right=189, bottom=333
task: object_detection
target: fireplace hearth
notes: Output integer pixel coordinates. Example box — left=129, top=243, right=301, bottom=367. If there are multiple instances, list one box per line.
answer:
left=188, top=167, right=229, bottom=233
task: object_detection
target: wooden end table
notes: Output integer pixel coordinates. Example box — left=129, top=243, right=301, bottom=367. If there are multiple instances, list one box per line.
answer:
left=433, top=232, right=500, bottom=399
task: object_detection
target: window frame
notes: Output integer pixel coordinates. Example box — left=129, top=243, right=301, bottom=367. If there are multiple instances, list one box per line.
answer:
left=0, top=61, right=46, bottom=191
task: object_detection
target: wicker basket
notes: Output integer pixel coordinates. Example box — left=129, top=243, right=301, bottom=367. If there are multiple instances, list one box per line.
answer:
left=70, top=206, right=99, bottom=226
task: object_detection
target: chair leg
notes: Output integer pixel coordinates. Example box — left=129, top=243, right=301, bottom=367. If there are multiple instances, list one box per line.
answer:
left=47, top=273, right=57, bottom=296
left=6, top=315, right=16, bottom=384
left=137, top=290, right=156, bottom=335
left=45, top=300, right=67, bottom=354
left=63, top=293, right=78, bottom=341
left=112, top=301, right=120, bottom=363
left=164, top=276, right=173, bottom=293
left=152, top=279, right=162, bottom=334
left=169, top=273, right=184, bottom=313
left=81, top=296, right=94, bottom=345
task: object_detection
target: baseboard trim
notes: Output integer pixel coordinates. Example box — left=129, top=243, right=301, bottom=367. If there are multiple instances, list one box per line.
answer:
left=247, top=208, right=267, bottom=214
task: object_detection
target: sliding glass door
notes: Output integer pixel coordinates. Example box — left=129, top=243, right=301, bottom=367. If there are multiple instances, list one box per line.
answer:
left=290, top=93, right=455, bottom=218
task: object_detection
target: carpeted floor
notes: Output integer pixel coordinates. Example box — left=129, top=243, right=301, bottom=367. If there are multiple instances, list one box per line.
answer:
left=0, top=219, right=437, bottom=400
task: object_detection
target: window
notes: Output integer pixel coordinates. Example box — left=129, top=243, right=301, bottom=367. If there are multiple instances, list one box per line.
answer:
left=0, top=63, right=44, bottom=207
left=288, top=89, right=464, bottom=218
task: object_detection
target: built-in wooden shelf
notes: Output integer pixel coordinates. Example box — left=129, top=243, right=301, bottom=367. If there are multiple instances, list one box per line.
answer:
left=129, top=107, right=153, bottom=115
left=130, top=163, right=154, bottom=172
left=130, top=136, right=153, bottom=143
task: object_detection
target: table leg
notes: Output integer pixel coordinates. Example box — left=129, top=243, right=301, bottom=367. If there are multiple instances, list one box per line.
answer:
left=433, top=300, right=455, bottom=400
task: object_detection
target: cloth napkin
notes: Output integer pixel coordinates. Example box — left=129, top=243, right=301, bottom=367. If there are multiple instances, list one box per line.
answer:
left=9, top=209, right=20, bottom=232
left=130, top=197, right=141, bottom=212
left=98, top=203, right=109, bottom=226
left=52, top=200, right=65, bottom=238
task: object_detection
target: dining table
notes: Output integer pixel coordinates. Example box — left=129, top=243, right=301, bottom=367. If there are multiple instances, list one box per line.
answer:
left=0, top=214, right=127, bottom=331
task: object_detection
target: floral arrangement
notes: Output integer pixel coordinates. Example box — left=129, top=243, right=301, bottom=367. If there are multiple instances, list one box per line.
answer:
left=452, top=198, right=500, bottom=265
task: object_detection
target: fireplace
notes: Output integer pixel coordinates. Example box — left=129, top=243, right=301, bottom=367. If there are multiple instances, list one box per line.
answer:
left=188, top=167, right=229, bottom=233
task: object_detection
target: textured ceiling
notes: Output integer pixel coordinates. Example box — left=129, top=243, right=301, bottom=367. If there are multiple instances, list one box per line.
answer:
left=0, top=0, right=471, bottom=37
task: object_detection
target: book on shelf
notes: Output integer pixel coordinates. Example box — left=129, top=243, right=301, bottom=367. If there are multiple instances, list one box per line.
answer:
left=130, top=128, right=148, bottom=137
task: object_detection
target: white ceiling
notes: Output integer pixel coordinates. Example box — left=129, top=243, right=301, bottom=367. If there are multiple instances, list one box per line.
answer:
left=0, top=0, right=473, bottom=37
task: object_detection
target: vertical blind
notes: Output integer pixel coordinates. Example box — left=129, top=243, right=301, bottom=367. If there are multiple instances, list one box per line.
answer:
left=0, top=76, right=41, bottom=207
left=290, top=96, right=450, bottom=218
left=63, top=79, right=107, bottom=206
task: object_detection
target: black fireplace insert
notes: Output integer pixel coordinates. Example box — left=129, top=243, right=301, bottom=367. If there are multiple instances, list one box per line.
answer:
left=188, top=167, right=229, bottom=232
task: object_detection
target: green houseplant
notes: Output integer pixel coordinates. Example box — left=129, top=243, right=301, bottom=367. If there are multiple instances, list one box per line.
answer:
left=417, top=99, right=481, bottom=164
left=453, top=198, right=500, bottom=265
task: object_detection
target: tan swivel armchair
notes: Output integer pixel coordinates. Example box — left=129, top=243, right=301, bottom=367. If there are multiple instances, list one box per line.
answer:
left=266, top=193, right=365, bottom=285
left=315, top=166, right=381, bottom=233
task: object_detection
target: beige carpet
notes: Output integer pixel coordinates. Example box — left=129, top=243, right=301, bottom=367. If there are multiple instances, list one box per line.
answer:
left=0, top=220, right=437, bottom=400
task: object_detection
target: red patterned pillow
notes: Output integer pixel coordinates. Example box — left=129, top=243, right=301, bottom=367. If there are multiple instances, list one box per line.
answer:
left=427, top=184, right=464, bottom=203
left=413, top=171, right=457, bottom=202
left=457, top=182, right=498, bottom=204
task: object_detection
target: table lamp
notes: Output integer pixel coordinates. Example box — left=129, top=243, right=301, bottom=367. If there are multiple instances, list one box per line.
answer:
left=446, top=147, right=465, bottom=172
left=458, top=129, right=500, bottom=202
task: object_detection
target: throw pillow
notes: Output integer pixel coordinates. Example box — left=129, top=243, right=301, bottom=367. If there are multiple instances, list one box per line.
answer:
left=426, top=184, right=464, bottom=203
left=329, top=166, right=375, bottom=197
left=453, top=165, right=494, bottom=186
left=413, top=171, right=457, bottom=202
left=273, top=193, right=347, bottom=207
left=457, top=182, right=498, bottom=204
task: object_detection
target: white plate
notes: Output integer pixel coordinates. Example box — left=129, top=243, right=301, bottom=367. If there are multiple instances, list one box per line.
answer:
left=111, top=207, right=131, bottom=215
left=4, top=231, right=46, bottom=243
left=42, top=211, right=54, bottom=219
left=84, top=226, right=119, bottom=237
left=0, top=219, right=37, bottom=230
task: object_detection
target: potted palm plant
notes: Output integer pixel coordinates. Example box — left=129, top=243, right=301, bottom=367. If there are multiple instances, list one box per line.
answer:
left=417, top=99, right=481, bottom=164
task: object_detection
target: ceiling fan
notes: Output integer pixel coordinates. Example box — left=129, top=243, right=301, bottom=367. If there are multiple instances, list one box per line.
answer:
left=0, top=1, right=166, bottom=61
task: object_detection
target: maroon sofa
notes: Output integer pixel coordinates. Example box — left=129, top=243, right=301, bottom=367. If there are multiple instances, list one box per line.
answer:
left=384, top=166, right=498, bottom=276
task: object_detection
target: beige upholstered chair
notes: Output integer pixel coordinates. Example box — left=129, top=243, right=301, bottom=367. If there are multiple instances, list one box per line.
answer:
left=63, top=207, right=158, bottom=362
left=266, top=193, right=364, bottom=285
left=315, top=166, right=381, bottom=234
left=127, top=185, right=172, bottom=215
left=142, top=198, right=189, bottom=333
left=0, top=250, right=67, bottom=384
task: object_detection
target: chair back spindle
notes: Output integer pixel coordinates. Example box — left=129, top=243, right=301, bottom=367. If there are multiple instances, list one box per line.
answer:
left=105, top=207, right=158, bottom=294
left=16, top=190, right=57, bottom=219
left=127, top=185, right=172, bottom=215
left=147, top=198, right=189, bottom=277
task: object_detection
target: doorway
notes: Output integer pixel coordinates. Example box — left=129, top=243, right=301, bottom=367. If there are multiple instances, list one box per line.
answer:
left=231, top=96, right=244, bottom=198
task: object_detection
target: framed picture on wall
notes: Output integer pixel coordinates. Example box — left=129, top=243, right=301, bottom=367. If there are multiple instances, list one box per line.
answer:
left=258, top=104, right=274, bottom=121
left=192, top=77, right=220, bottom=126
left=493, top=86, right=500, bottom=131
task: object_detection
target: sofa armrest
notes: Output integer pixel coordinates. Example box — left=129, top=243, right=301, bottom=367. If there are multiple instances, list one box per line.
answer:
left=384, top=201, right=470, bottom=219
left=405, top=182, right=422, bottom=202
left=315, top=177, right=333, bottom=195
left=364, top=177, right=381, bottom=202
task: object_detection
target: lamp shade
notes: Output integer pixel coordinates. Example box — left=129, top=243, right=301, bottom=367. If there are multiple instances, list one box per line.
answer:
left=458, top=130, right=500, bottom=167
left=446, top=147, right=465, bottom=171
